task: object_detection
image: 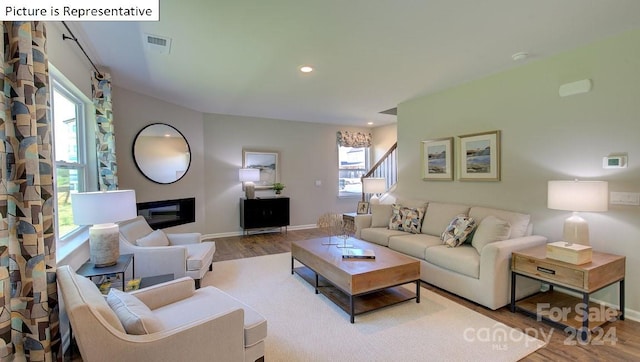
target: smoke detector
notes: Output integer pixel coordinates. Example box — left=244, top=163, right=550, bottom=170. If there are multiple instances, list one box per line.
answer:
left=144, top=33, right=172, bottom=55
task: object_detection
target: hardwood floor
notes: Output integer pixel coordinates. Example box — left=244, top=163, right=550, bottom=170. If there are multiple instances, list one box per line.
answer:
left=212, top=229, right=640, bottom=362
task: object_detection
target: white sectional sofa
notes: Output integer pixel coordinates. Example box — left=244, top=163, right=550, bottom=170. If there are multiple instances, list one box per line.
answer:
left=354, top=197, right=548, bottom=310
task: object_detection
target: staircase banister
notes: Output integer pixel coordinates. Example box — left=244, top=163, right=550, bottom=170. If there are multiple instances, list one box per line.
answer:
left=362, top=142, right=397, bottom=179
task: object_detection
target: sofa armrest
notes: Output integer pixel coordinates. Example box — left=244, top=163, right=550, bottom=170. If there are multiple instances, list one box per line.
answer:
left=479, top=235, right=548, bottom=304
left=120, top=239, right=188, bottom=279
left=354, top=214, right=373, bottom=238
left=131, top=277, right=195, bottom=310
left=167, top=233, right=202, bottom=245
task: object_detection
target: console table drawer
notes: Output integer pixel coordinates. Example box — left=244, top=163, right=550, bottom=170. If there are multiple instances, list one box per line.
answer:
left=513, top=254, right=585, bottom=289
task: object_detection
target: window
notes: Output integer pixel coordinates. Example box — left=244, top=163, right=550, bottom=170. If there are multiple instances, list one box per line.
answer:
left=51, top=75, right=92, bottom=239
left=338, top=145, right=369, bottom=197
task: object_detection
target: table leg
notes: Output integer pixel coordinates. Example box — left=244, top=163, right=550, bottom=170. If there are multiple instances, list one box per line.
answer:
left=580, top=293, right=589, bottom=343
left=510, top=271, right=516, bottom=313
left=291, top=257, right=294, bottom=275
left=315, top=273, right=319, bottom=294
left=416, top=280, right=420, bottom=303
left=350, top=296, right=355, bottom=323
left=620, top=279, right=625, bottom=320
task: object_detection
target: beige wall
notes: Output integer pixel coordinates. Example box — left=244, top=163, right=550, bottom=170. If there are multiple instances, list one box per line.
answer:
left=113, top=86, right=206, bottom=234
left=398, top=29, right=640, bottom=317
left=201, top=114, right=371, bottom=235
left=372, top=123, right=397, bottom=162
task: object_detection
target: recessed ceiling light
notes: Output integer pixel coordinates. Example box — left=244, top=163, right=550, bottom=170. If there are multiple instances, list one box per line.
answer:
left=367, top=122, right=374, bottom=125
left=299, top=65, right=313, bottom=73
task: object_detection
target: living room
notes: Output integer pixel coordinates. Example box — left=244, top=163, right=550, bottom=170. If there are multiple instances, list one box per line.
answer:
left=4, top=2, right=640, bottom=360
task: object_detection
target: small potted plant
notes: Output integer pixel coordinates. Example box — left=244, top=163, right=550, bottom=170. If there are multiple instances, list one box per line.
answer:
left=273, top=182, right=285, bottom=195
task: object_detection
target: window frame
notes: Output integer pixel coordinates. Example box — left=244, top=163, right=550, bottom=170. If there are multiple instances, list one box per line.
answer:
left=50, top=65, right=98, bottom=257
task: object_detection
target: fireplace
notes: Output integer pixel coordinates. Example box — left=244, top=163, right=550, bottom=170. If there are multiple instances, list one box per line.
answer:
left=136, top=197, right=195, bottom=229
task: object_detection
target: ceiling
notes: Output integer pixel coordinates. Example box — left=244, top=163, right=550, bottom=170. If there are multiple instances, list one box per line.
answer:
left=71, top=1, right=640, bottom=127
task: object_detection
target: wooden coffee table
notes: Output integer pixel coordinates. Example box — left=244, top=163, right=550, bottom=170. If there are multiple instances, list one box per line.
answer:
left=291, top=237, right=420, bottom=323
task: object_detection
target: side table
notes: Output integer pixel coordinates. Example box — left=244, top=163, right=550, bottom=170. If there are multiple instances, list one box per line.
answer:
left=76, top=254, right=134, bottom=291
left=510, top=245, right=625, bottom=342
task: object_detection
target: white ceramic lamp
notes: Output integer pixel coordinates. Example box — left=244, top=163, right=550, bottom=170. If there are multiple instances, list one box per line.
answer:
left=71, top=190, right=138, bottom=267
left=239, top=168, right=260, bottom=199
left=362, top=177, right=386, bottom=204
left=547, top=180, right=608, bottom=246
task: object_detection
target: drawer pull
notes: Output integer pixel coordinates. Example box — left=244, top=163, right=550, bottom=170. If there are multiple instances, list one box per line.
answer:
left=537, top=266, right=556, bottom=275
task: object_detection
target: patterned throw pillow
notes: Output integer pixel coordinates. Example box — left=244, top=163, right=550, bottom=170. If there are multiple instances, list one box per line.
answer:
left=388, top=204, right=404, bottom=230
left=401, top=207, right=425, bottom=234
left=441, top=215, right=477, bottom=247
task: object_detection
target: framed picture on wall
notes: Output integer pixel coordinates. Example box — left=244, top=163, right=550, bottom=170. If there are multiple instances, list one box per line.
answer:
left=421, top=137, right=454, bottom=180
left=242, top=150, right=280, bottom=189
left=458, top=130, right=501, bottom=181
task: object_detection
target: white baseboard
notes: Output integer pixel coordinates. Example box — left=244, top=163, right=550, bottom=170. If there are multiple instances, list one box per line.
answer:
left=202, top=224, right=317, bottom=240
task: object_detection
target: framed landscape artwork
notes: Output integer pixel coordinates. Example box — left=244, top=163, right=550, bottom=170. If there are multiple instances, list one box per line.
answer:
left=242, top=150, right=280, bottom=189
left=458, top=130, right=501, bottom=181
left=421, top=137, right=453, bottom=180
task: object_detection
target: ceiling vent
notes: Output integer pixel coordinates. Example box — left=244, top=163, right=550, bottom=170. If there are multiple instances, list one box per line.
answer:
left=143, top=33, right=172, bottom=55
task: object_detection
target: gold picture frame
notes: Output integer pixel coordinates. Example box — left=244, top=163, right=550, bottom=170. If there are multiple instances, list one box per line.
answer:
left=458, top=130, right=501, bottom=181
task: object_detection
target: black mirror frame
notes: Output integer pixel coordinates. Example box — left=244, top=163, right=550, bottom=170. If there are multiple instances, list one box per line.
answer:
left=132, top=123, right=191, bottom=184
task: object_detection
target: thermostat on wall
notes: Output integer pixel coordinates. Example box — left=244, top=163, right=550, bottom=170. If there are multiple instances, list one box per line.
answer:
left=603, top=155, right=627, bottom=168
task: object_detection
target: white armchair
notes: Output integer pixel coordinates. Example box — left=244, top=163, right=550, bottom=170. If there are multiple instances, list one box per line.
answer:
left=57, top=265, right=267, bottom=362
left=117, top=216, right=215, bottom=288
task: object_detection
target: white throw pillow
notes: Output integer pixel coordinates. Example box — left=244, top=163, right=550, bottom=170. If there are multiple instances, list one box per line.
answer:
left=136, top=229, right=170, bottom=247
left=370, top=204, right=393, bottom=227
left=471, top=215, right=511, bottom=253
left=106, top=289, right=164, bottom=334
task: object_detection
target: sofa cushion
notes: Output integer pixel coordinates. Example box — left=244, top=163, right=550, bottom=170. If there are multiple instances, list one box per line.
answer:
left=388, top=204, right=403, bottom=230
left=395, top=198, right=428, bottom=210
left=74, top=274, right=126, bottom=333
left=119, top=216, right=155, bottom=245
left=184, top=242, right=216, bottom=271
left=471, top=215, right=511, bottom=253
left=441, top=215, right=477, bottom=247
left=360, top=227, right=407, bottom=247
left=388, top=234, right=441, bottom=259
left=107, top=289, right=165, bottom=334
left=136, top=229, right=170, bottom=247
left=370, top=204, right=393, bottom=227
left=424, top=245, right=480, bottom=279
left=468, top=206, right=530, bottom=238
left=421, top=202, right=471, bottom=236
left=153, top=286, right=267, bottom=348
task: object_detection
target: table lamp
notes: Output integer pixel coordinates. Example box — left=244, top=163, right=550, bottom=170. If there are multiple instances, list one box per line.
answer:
left=547, top=180, right=608, bottom=246
left=362, top=177, right=386, bottom=204
left=239, top=168, right=260, bottom=199
left=71, top=190, right=138, bottom=267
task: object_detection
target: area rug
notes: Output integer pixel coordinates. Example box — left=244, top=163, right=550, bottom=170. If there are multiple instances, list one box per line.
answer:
left=203, top=253, right=545, bottom=361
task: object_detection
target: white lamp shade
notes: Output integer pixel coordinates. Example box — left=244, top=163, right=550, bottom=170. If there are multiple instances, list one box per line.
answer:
left=71, top=190, right=138, bottom=225
left=239, top=168, right=260, bottom=182
left=547, top=180, right=608, bottom=212
left=362, top=178, right=386, bottom=194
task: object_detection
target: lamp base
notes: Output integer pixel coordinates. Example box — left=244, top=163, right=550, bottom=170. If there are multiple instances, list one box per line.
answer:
left=562, top=212, right=590, bottom=246
left=89, top=223, right=120, bottom=267
left=245, top=182, right=256, bottom=199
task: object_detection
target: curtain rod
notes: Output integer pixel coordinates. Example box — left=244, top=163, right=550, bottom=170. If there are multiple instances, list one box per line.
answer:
left=61, top=21, right=103, bottom=78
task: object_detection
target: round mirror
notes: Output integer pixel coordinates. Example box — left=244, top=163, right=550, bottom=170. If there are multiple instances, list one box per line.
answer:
left=133, top=123, right=191, bottom=184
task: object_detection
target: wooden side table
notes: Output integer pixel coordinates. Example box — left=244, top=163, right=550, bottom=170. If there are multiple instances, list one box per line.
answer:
left=510, top=245, right=625, bottom=342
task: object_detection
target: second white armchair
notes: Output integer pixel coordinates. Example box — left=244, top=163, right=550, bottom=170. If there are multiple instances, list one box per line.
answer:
left=118, top=216, right=215, bottom=288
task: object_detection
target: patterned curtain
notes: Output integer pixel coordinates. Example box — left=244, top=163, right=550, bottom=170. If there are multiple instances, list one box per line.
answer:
left=336, top=131, right=372, bottom=148
left=91, top=72, right=118, bottom=190
left=0, top=22, right=60, bottom=361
